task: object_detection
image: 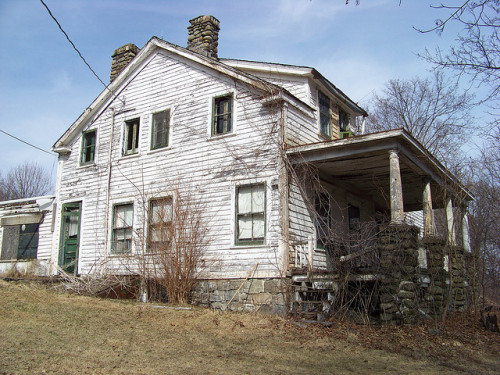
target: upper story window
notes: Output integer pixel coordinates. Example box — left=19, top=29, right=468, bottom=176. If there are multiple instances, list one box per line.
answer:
left=212, top=94, right=233, bottom=135
left=151, top=110, right=170, bottom=150
left=236, top=183, right=265, bottom=245
left=319, top=91, right=331, bottom=138
left=80, top=129, right=96, bottom=165
left=124, top=118, right=140, bottom=156
left=111, top=203, right=133, bottom=254
left=339, top=110, right=349, bottom=133
left=148, top=197, right=173, bottom=252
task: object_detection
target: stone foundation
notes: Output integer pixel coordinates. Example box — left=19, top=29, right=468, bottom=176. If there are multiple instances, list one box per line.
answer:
left=191, top=278, right=290, bottom=314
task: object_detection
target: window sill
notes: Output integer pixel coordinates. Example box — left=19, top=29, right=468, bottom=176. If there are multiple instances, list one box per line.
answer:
left=319, top=133, right=332, bottom=141
left=77, top=162, right=97, bottom=170
left=207, top=132, right=237, bottom=141
left=119, top=153, right=141, bottom=162
left=147, top=146, right=171, bottom=155
left=230, top=243, right=270, bottom=250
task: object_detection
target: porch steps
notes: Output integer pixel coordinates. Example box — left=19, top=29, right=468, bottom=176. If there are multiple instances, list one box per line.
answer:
left=291, top=278, right=334, bottom=321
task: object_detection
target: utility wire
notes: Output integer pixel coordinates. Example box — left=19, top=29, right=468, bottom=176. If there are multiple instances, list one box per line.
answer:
left=0, top=129, right=55, bottom=156
left=39, top=0, right=108, bottom=89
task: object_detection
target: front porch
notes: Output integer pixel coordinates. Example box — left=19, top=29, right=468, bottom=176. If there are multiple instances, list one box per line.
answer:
left=286, top=129, right=475, bottom=322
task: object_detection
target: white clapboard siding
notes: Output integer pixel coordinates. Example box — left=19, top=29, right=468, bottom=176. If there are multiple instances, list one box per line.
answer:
left=55, top=50, right=283, bottom=279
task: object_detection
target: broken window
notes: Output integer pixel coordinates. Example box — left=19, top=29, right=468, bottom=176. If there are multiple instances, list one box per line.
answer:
left=339, top=110, right=349, bottom=133
left=236, top=183, right=265, bottom=244
left=151, top=110, right=170, bottom=150
left=148, top=197, right=173, bottom=252
left=319, top=91, right=331, bottom=138
left=124, top=118, right=140, bottom=155
left=80, top=129, right=96, bottom=164
left=213, top=94, right=233, bottom=135
left=112, top=203, right=133, bottom=253
left=1, top=223, right=39, bottom=260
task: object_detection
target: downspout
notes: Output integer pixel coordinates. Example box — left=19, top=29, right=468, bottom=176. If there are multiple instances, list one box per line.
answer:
left=103, top=107, right=115, bottom=253
left=278, top=99, right=290, bottom=275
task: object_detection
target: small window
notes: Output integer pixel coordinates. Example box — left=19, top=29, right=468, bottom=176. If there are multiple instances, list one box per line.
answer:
left=148, top=198, right=173, bottom=252
left=81, top=130, right=96, bottom=164
left=151, top=110, right=170, bottom=150
left=124, top=118, right=140, bottom=155
left=319, top=91, right=331, bottom=138
left=212, top=94, right=233, bottom=135
left=236, top=183, right=265, bottom=244
left=112, top=203, right=133, bottom=254
left=339, top=110, right=349, bottom=132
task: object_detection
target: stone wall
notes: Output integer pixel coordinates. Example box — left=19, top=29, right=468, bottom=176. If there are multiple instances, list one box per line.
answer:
left=191, top=277, right=289, bottom=314
left=186, top=15, right=220, bottom=59
left=110, top=43, right=139, bottom=82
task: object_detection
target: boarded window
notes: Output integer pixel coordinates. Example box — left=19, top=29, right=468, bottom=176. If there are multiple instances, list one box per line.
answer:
left=124, top=118, right=140, bottom=155
left=81, top=130, right=96, bottom=164
left=112, top=203, right=133, bottom=253
left=1, top=224, right=39, bottom=260
left=236, top=183, right=265, bottom=244
left=319, top=91, right=331, bottom=138
left=213, top=95, right=233, bottom=135
left=151, top=110, right=170, bottom=150
left=148, top=197, right=173, bottom=252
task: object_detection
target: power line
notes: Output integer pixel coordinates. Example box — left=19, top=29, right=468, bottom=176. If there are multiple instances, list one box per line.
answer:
left=0, top=129, right=55, bottom=156
left=39, top=0, right=108, bottom=89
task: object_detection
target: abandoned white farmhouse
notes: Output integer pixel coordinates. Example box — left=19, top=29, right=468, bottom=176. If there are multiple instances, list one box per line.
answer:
left=0, top=16, right=475, bottom=320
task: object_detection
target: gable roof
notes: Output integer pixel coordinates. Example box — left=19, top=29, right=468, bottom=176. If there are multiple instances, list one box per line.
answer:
left=53, top=37, right=312, bottom=151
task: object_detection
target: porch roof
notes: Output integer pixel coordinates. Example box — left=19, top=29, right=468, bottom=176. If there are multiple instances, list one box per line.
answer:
left=286, top=129, right=473, bottom=212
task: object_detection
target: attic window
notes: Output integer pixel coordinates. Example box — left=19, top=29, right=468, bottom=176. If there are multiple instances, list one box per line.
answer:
left=124, top=118, right=140, bottom=155
left=151, top=110, right=170, bottom=150
left=319, top=91, right=331, bottom=138
left=80, top=130, right=96, bottom=164
left=212, top=94, right=233, bottom=135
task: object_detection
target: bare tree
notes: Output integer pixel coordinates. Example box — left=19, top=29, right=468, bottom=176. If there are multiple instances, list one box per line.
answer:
left=367, top=72, right=473, bottom=165
left=417, top=0, right=499, bottom=104
left=0, top=162, right=53, bottom=200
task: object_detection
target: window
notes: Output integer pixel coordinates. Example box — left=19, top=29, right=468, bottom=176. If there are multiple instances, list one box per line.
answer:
left=0, top=223, right=39, bottom=260
left=339, top=110, right=349, bottom=132
left=112, top=203, right=133, bottom=253
left=236, top=183, right=265, bottom=244
left=80, top=130, right=96, bottom=164
left=148, top=198, right=173, bottom=252
left=212, top=94, right=233, bottom=135
left=151, top=110, right=170, bottom=150
left=315, top=193, right=331, bottom=249
left=124, top=118, right=140, bottom=155
left=319, top=91, right=331, bottom=138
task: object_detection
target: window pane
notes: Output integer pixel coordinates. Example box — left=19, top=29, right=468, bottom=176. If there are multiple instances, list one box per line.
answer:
left=238, top=217, right=253, bottom=240
left=252, top=185, right=265, bottom=212
left=238, top=186, right=252, bottom=214
left=252, top=215, right=265, bottom=239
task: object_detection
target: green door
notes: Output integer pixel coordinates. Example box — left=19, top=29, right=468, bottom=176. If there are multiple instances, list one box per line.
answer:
left=59, top=202, right=82, bottom=275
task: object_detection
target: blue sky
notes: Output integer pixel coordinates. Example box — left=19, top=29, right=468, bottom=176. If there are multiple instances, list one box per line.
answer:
left=0, top=0, right=466, bottom=184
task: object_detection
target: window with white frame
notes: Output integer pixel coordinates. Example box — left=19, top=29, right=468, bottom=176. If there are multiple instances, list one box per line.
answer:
left=319, top=91, right=331, bottom=138
left=148, top=197, right=172, bottom=252
left=212, top=94, right=233, bottom=135
left=151, top=110, right=170, bottom=150
left=112, top=203, right=133, bottom=253
left=80, top=129, right=96, bottom=164
left=236, top=183, right=265, bottom=244
left=123, top=118, right=140, bottom=155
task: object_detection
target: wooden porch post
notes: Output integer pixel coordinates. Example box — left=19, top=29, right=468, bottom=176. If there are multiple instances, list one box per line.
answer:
left=446, top=197, right=456, bottom=245
left=389, top=149, right=404, bottom=223
left=462, top=204, right=471, bottom=252
left=423, top=178, right=436, bottom=236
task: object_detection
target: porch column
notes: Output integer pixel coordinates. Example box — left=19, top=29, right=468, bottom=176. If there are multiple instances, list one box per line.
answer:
left=462, top=204, right=471, bottom=252
left=389, top=149, right=404, bottom=223
left=423, top=178, right=436, bottom=236
left=446, top=197, right=456, bottom=245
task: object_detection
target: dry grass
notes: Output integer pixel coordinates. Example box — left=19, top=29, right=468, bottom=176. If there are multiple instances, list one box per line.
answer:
left=0, top=280, right=498, bottom=375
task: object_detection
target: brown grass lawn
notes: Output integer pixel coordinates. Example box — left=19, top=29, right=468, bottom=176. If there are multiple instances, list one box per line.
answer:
left=0, top=280, right=498, bottom=375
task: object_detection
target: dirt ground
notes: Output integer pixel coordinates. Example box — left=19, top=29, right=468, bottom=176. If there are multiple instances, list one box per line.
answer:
left=0, top=280, right=498, bottom=375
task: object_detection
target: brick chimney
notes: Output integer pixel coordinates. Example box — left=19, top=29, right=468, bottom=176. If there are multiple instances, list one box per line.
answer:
left=187, top=15, right=220, bottom=59
left=110, top=43, right=140, bottom=82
